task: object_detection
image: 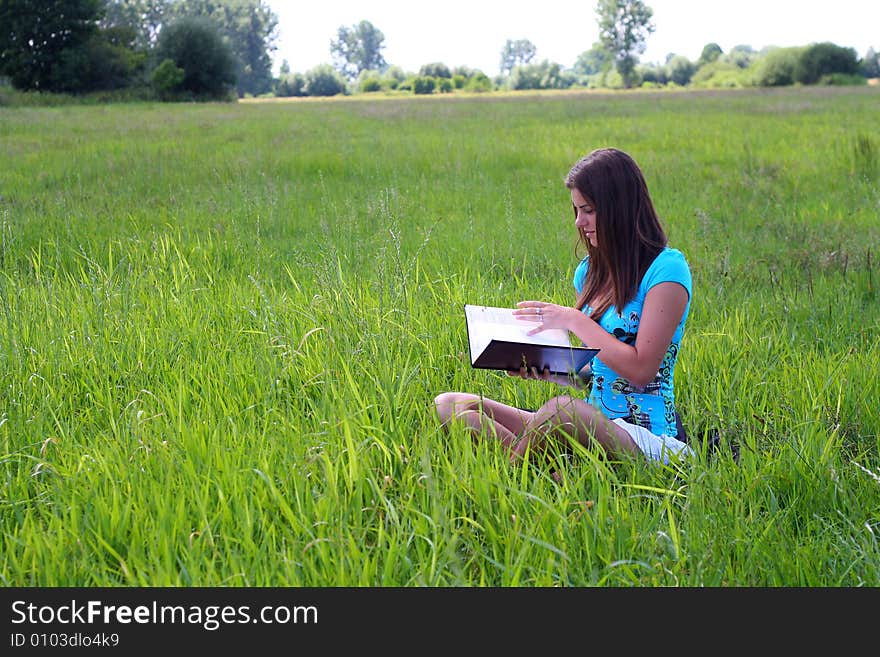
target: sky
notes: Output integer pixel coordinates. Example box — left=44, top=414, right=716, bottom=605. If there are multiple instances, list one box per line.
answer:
left=265, top=0, right=879, bottom=76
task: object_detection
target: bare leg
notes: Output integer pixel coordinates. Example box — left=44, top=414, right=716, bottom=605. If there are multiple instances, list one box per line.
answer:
left=511, top=394, right=640, bottom=463
left=434, top=392, right=534, bottom=450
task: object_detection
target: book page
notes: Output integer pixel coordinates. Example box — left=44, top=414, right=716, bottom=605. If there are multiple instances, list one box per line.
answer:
left=464, top=305, right=573, bottom=365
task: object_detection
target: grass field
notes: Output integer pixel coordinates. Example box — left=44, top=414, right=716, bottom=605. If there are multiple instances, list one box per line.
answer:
left=1, top=85, right=879, bottom=586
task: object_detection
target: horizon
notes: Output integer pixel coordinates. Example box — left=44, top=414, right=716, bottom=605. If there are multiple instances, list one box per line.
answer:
left=267, top=0, right=879, bottom=76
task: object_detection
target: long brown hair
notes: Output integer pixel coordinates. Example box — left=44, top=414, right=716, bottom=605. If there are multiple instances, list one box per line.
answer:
left=566, top=148, right=667, bottom=321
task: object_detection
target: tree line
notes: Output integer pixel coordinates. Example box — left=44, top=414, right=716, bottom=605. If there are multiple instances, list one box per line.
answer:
left=0, top=0, right=277, bottom=99
left=1, top=0, right=877, bottom=103
left=290, top=2, right=876, bottom=97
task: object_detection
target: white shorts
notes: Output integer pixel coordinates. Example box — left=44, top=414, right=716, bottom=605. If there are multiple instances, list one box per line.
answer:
left=612, top=418, right=694, bottom=464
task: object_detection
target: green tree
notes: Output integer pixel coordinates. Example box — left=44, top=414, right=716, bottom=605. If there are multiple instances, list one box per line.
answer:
left=508, top=60, right=572, bottom=90
left=794, top=42, right=858, bottom=84
left=499, top=38, right=536, bottom=75
left=358, top=73, right=382, bottom=93
left=667, top=54, right=695, bottom=85
left=573, top=42, right=613, bottom=77
left=698, top=42, right=723, bottom=66
left=595, top=0, right=655, bottom=88
left=451, top=65, right=482, bottom=78
left=465, top=71, right=493, bottom=92
left=419, top=62, right=451, bottom=78
left=723, top=44, right=756, bottom=69
left=168, top=0, right=278, bottom=97
left=690, top=60, right=747, bottom=88
left=0, top=0, right=103, bottom=91
left=381, top=65, right=406, bottom=89
left=276, top=70, right=305, bottom=96
left=752, top=47, right=802, bottom=86
left=154, top=15, right=236, bottom=99
left=862, top=47, right=880, bottom=78
left=101, top=0, right=169, bottom=50
left=412, top=76, right=435, bottom=94
left=226, top=0, right=278, bottom=96
left=330, top=20, right=387, bottom=81
left=637, top=62, right=667, bottom=85
left=61, top=25, right=144, bottom=92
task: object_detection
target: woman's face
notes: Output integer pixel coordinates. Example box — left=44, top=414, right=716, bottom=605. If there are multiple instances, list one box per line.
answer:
left=571, top=188, right=598, bottom=248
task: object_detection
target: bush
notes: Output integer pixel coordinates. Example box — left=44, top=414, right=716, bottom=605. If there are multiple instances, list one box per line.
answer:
left=547, top=65, right=576, bottom=89
left=819, top=73, right=867, bottom=86
left=752, top=47, right=802, bottom=86
left=360, top=77, right=382, bottom=92
left=56, top=28, right=144, bottom=93
left=667, top=55, right=696, bottom=86
left=508, top=63, right=540, bottom=90
left=691, top=61, right=749, bottom=88
left=723, top=45, right=757, bottom=69
left=412, top=76, right=435, bottom=94
left=154, top=16, right=236, bottom=100
left=151, top=58, right=184, bottom=99
left=437, top=78, right=453, bottom=93
left=465, top=73, right=493, bottom=92
left=509, top=61, right=570, bottom=90
left=601, top=69, right=626, bottom=89
left=419, top=62, right=451, bottom=78
left=795, top=42, right=859, bottom=84
left=276, top=72, right=306, bottom=97
left=0, top=85, right=155, bottom=106
left=638, top=64, right=668, bottom=85
left=304, top=64, right=346, bottom=96
left=382, top=66, right=406, bottom=90
left=355, top=68, right=385, bottom=93
left=0, top=88, right=72, bottom=106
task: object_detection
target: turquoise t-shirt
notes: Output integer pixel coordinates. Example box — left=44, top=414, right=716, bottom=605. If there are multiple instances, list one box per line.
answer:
left=572, top=247, right=692, bottom=437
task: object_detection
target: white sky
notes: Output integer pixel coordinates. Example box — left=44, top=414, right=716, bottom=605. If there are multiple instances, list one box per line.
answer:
left=266, top=0, right=879, bottom=76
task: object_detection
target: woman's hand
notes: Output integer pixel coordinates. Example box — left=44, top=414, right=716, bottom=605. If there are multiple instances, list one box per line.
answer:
left=512, top=301, right=580, bottom=336
left=506, top=365, right=587, bottom=389
left=506, top=365, right=551, bottom=381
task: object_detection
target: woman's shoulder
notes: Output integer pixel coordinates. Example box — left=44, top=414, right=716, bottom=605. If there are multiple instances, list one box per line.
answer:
left=659, top=246, right=687, bottom=260
left=644, top=247, right=692, bottom=290
left=653, top=247, right=690, bottom=269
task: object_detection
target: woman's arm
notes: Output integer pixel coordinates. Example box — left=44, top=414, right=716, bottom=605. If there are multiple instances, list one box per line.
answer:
left=514, top=281, right=688, bottom=387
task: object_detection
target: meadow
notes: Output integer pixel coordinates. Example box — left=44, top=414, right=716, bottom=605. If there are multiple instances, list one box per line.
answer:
left=1, top=85, right=878, bottom=586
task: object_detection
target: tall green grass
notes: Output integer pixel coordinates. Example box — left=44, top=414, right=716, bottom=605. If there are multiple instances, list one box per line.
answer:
left=1, top=86, right=878, bottom=585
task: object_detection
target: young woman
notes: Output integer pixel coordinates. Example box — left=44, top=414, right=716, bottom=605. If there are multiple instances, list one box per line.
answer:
left=435, top=147, right=694, bottom=466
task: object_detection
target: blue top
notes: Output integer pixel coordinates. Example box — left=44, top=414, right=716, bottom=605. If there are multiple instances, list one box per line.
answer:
left=572, top=247, right=692, bottom=437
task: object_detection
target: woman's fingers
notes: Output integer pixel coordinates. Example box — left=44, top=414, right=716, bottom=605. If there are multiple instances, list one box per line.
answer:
left=506, top=365, right=552, bottom=380
left=513, top=301, right=548, bottom=321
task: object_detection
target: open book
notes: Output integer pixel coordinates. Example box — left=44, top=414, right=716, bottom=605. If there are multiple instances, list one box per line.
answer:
left=464, top=304, right=599, bottom=376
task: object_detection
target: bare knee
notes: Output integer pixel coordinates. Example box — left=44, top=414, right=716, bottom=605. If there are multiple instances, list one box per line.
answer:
left=533, top=396, right=631, bottom=454
left=434, top=392, right=481, bottom=426
left=531, top=394, right=607, bottom=446
left=534, top=395, right=582, bottom=425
